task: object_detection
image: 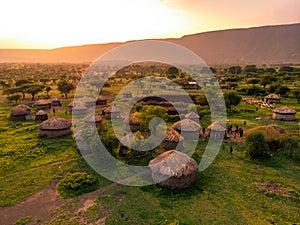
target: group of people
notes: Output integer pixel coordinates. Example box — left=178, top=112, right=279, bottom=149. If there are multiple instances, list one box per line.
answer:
left=227, top=124, right=244, bottom=138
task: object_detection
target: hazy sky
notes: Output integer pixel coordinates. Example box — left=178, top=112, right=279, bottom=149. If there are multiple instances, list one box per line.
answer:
left=0, top=0, right=299, bottom=49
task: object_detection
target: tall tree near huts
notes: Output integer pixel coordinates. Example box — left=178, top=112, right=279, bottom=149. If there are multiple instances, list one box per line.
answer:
left=58, top=80, right=74, bottom=99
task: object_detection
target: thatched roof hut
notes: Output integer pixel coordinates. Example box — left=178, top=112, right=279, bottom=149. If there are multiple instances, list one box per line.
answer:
left=148, top=150, right=198, bottom=189
left=83, top=114, right=102, bottom=127
left=34, top=100, right=51, bottom=110
left=171, top=118, right=203, bottom=141
left=163, top=127, right=184, bottom=150
left=185, top=111, right=200, bottom=122
left=207, top=121, right=226, bottom=140
left=96, top=96, right=107, bottom=106
left=104, top=106, right=120, bottom=120
left=38, top=116, right=71, bottom=138
left=119, top=133, right=147, bottom=159
left=68, top=101, right=87, bottom=115
left=10, top=104, right=31, bottom=121
left=272, top=106, right=296, bottom=121
left=79, top=96, right=96, bottom=107
left=35, top=110, right=48, bottom=121
left=124, top=113, right=140, bottom=132
left=266, top=93, right=281, bottom=104
left=142, top=88, right=149, bottom=94
left=244, top=124, right=290, bottom=151
left=123, top=91, right=132, bottom=98
left=51, top=98, right=62, bottom=107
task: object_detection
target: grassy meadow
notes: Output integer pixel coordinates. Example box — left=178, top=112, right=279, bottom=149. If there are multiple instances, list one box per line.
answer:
left=0, top=63, right=300, bottom=224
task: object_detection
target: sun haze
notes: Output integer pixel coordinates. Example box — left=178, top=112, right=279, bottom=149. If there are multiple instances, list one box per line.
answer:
left=0, top=0, right=299, bottom=49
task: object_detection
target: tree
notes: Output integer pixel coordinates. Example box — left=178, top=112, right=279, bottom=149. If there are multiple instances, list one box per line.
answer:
left=292, top=88, right=300, bottom=104
left=58, top=80, right=74, bottom=99
left=15, top=79, right=31, bottom=86
left=228, top=66, right=241, bottom=75
left=244, top=65, right=257, bottom=73
left=137, top=105, right=167, bottom=135
left=245, top=132, right=270, bottom=159
left=25, top=85, right=44, bottom=100
left=7, top=94, right=22, bottom=104
left=279, top=66, right=294, bottom=73
left=45, top=86, right=52, bottom=96
left=223, top=91, right=242, bottom=110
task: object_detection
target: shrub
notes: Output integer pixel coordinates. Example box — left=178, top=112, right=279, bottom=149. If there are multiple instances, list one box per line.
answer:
left=245, top=132, right=270, bottom=159
left=57, top=172, right=98, bottom=197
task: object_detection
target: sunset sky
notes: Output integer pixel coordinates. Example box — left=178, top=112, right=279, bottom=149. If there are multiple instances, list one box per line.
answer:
left=1, top=0, right=299, bottom=49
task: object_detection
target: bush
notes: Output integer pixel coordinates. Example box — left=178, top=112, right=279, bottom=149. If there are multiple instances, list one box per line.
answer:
left=245, top=132, right=270, bottom=159
left=57, top=172, right=98, bottom=198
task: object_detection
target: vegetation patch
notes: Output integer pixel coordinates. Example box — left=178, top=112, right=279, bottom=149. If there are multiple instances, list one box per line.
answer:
left=57, top=172, right=99, bottom=198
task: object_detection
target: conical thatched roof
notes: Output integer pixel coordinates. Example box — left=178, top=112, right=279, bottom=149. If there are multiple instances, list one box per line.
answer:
left=36, top=110, right=47, bottom=116
left=52, top=97, right=60, bottom=101
left=165, top=127, right=183, bottom=142
left=273, top=106, right=296, bottom=114
left=185, top=111, right=200, bottom=119
left=120, top=133, right=134, bottom=147
left=34, top=100, right=50, bottom=106
left=148, top=150, right=198, bottom=178
left=244, top=124, right=289, bottom=142
left=79, top=96, right=96, bottom=104
left=171, top=118, right=202, bottom=132
left=38, top=116, right=71, bottom=130
left=207, top=121, right=226, bottom=132
left=11, top=105, right=31, bottom=116
left=124, top=112, right=140, bottom=125
left=83, top=114, right=102, bottom=123
left=73, top=103, right=87, bottom=110
left=266, top=93, right=281, bottom=99
left=104, top=106, right=120, bottom=113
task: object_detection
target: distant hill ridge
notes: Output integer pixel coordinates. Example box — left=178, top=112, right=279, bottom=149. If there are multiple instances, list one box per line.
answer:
left=0, top=23, right=299, bottom=65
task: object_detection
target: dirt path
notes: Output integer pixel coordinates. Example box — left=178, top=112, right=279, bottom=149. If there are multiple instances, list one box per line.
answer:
left=0, top=180, right=118, bottom=225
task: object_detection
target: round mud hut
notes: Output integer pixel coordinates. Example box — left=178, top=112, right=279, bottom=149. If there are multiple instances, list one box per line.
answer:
left=162, top=127, right=184, bottom=150
left=38, top=116, right=71, bottom=138
left=171, top=118, right=203, bottom=141
left=148, top=150, right=198, bottom=189
left=124, top=113, right=140, bottom=132
left=80, top=96, right=96, bottom=107
left=83, top=114, right=102, bottom=127
left=123, top=91, right=132, bottom=98
left=34, top=100, right=51, bottom=110
left=119, top=133, right=147, bottom=159
left=10, top=104, right=31, bottom=121
left=104, top=106, right=120, bottom=120
left=265, top=93, right=281, bottom=104
left=272, top=106, right=296, bottom=121
left=207, top=121, right=226, bottom=140
left=96, top=96, right=107, bottom=106
left=51, top=98, right=62, bottom=107
left=35, top=110, right=48, bottom=121
left=184, top=111, right=200, bottom=122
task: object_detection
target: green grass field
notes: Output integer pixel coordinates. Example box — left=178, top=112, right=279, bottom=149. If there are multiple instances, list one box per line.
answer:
left=0, top=91, right=300, bottom=224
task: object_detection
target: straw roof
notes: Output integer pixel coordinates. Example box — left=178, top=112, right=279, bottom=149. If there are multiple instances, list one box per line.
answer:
left=185, top=111, right=200, bottom=119
left=148, top=150, right=198, bottom=178
left=124, top=112, right=140, bottom=125
left=207, top=121, right=226, bottom=132
left=34, top=100, right=50, bottom=106
left=104, top=106, right=120, bottom=113
left=244, top=124, right=289, bottom=142
left=266, top=93, right=281, bottom=99
left=165, top=127, right=183, bottom=142
left=120, top=133, right=134, bottom=147
left=79, top=96, right=96, bottom=103
left=52, top=97, right=60, bottom=101
left=272, top=106, right=296, bottom=114
left=171, top=118, right=202, bottom=132
left=11, top=104, right=31, bottom=116
left=36, top=110, right=47, bottom=116
left=38, top=116, right=71, bottom=130
left=73, top=103, right=87, bottom=110
left=83, top=114, right=102, bottom=123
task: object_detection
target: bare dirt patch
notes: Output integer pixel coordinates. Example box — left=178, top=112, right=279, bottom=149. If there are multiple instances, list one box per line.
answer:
left=253, top=181, right=299, bottom=199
